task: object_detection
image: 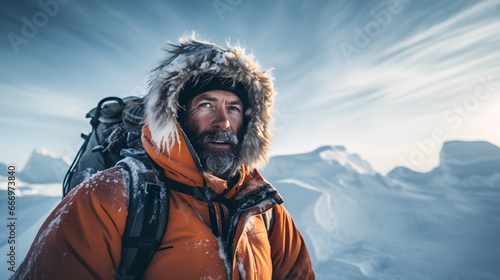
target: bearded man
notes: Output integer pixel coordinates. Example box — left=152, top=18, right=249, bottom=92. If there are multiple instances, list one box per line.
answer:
left=13, top=35, right=315, bottom=280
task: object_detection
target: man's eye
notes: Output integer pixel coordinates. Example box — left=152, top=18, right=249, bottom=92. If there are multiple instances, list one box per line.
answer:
left=229, top=106, right=240, bottom=112
left=199, top=103, right=211, bottom=108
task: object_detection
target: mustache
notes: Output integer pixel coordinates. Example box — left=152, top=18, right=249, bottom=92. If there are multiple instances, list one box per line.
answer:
left=196, top=130, right=239, bottom=147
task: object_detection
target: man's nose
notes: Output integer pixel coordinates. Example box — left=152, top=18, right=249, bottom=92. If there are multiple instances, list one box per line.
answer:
left=211, top=107, right=230, bottom=130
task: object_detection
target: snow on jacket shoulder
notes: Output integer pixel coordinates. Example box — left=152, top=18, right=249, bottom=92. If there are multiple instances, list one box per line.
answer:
left=12, top=167, right=314, bottom=279
left=12, top=167, right=128, bottom=280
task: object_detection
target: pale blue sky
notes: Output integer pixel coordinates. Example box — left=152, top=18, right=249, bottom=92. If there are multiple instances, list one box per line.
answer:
left=1, top=0, right=499, bottom=174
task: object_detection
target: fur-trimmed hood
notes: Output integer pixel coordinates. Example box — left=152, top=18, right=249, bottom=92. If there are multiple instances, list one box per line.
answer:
left=144, top=35, right=276, bottom=172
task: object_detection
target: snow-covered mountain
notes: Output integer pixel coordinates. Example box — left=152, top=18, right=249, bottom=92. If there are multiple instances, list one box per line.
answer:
left=1, top=141, right=499, bottom=279
left=0, top=162, right=7, bottom=173
left=18, top=149, right=69, bottom=183
left=262, top=141, right=500, bottom=279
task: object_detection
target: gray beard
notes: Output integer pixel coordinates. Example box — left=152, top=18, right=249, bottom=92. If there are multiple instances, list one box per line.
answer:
left=199, top=148, right=237, bottom=179
left=190, top=130, right=240, bottom=179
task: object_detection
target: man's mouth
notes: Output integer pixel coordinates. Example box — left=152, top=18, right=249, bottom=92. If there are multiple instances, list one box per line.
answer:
left=195, top=130, right=239, bottom=151
left=211, top=140, right=229, bottom=146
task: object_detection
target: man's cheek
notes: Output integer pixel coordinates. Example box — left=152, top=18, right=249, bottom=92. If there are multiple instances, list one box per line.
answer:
left=185, top=119, right=201, bottom=138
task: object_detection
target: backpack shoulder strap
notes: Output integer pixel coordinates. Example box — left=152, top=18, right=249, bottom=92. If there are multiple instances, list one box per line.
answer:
left=115, top=150, right=275, bottom=278
left=262, top=207, right=275, bottom=237
left=116, top=155, right=169, bottom=280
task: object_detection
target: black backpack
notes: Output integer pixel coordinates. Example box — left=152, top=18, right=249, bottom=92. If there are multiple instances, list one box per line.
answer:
left=63, top=96, right=144, bottom=194
left=63, top=96, right=274, bottom=280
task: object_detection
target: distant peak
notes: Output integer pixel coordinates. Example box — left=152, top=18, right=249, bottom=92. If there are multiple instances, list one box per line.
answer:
left=316, top=145, right=375, bottom=175
left=440, top=141, right=500, bottom=164
left=442, top=140, right=497, bottom=150
left=33, top=148, right=59, bottom=158
left=313, top=145, right=346, bottom=153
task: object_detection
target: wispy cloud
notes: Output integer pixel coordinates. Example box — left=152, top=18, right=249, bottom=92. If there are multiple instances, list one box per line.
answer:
left=1, top=0, right=499, bottom=173
left=268, top=0, right=500, bottom=172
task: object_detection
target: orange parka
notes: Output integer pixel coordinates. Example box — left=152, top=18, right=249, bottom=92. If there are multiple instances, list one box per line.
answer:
left=12, top=126, right=314, bottom=279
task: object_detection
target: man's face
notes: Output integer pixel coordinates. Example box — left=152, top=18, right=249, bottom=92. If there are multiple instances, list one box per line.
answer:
left=184, top=90, right=244, bottom=179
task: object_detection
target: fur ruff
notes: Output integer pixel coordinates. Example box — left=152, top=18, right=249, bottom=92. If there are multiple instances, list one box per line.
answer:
left=144, top=34, right=275, bottom=172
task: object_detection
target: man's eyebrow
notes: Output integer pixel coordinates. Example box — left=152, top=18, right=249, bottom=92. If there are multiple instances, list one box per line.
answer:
left=227, top=100, right=243, bottom=106
left=196, top=96, right=243, bottom=106
left=197, top=96, right=218, bottom=102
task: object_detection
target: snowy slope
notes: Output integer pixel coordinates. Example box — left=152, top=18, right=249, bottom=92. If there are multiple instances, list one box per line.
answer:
left=0, top=151, right=65, bottom=278
left=1, top=141, right=499, bottom=279
left=263, top=141, right=500, bottom=280
left=0, top=177, right=61, bottom=279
